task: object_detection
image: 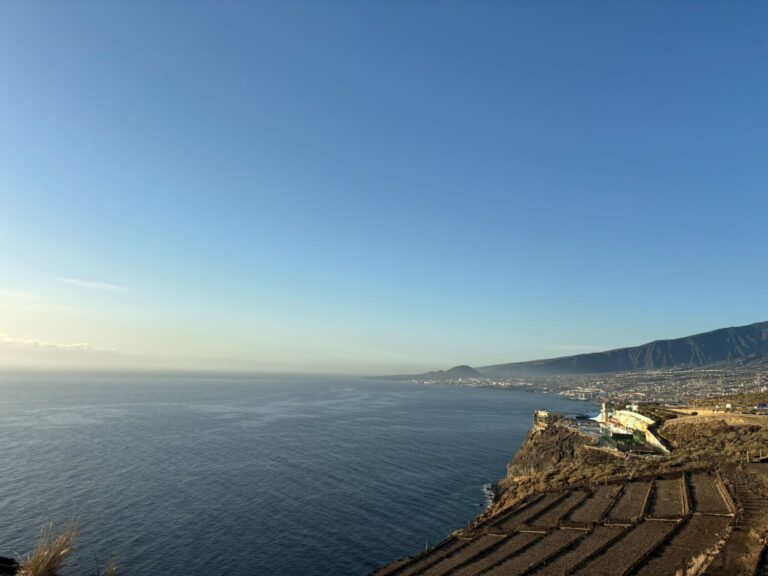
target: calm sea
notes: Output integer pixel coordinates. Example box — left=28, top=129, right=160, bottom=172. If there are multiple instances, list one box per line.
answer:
left=0, top=373, right=591, bottom=575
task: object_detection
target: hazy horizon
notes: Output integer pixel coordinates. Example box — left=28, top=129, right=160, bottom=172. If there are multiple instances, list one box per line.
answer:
left=3, top=2, right=768, bottom=373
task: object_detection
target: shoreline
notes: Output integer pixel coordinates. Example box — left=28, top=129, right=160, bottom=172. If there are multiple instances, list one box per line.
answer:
left=372, top=405, right=768, bottom=576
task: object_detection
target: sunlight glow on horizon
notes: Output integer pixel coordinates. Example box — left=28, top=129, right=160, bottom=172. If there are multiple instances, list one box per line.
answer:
left=2, top=2, right=767, bottom=373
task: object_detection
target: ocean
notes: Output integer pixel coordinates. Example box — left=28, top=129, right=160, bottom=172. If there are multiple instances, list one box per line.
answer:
left=0, top=373, right=592, bottom=575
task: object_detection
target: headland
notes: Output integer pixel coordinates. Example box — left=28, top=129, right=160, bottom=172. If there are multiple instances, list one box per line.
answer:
left=372, top=397, right=768, bottom=575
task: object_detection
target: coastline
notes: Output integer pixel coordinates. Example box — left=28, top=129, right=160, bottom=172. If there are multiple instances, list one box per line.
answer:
left=372, top=405, right=768, bottom=576
left=0, top=376, right=587, bottom=576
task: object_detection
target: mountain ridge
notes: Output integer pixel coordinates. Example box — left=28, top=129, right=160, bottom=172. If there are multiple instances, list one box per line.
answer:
left=479, top=320, right=768, bottom=377
left=376, top=364, right=483, bottom=381
left=381, top=321, right=768, bottom=380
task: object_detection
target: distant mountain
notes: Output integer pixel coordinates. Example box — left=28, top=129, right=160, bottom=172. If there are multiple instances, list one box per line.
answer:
left=478, top=321, right=768, bottom=377
left=379, top=321, right=768, bottom=381
left=377, top=364, right=484, bottom=381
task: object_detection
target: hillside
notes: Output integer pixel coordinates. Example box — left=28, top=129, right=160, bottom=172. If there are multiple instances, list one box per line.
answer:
left=376, top=364, right=483, bottom=381
left=373, top=411, right=768, bottom=576
left=378, top=321, right=768, bottom=381
left=478, top=320, right=768, bottom=377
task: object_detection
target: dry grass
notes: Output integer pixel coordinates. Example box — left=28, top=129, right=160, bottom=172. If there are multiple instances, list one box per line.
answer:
left=18, top=524, right=77, bottom=576
left=662, top=413, right=768, bottom=430
left=487, top=416, right=768, bottom=517
left=17, top=524, right=117, bottom=576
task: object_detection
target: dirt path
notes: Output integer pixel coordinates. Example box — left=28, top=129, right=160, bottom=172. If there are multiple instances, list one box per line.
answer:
left=705, top=466, right=768, bottom=576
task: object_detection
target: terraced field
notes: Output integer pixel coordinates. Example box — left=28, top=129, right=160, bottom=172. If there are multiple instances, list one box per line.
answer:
left=452, top=533, right=542, bottom=576
left=487, top=529, right=585, bottom=575
left=529, top=492, right=588, bottom=529
left=571, top=520, right=679, bottom=576
left=648, top=478, right=685, bottom=518
left=567, top=485, right=621, bottom=524
left=532, top=525, right=626, bottom=576
left=382, top=537, right=469, bottom=576
left=422, top=535, right=508, bottom=575
left=373, top=472, right=744, bottom=576
left=689, top=473, right=732, bottom=515
left=634, top=515, right=731, bottom=576
left=492, top=493, right=566, bottom=531
left=605, top=481, right=651, bottom=523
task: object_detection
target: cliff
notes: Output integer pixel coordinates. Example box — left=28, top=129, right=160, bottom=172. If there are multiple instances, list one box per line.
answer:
left=505, top=425, right=597, bottom=479
left=372, top=412, right=768, bottom=576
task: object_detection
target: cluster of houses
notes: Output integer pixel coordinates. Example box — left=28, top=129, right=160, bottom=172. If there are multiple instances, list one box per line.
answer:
left=533, top=402, right=669, bottom=456
left=595, top=402, right=669, bottom=454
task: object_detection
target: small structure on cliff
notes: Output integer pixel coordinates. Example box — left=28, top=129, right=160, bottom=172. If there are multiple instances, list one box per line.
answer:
left=533, top=408, right=561, bottom=430
left=596, top=401, right=669, bottom=454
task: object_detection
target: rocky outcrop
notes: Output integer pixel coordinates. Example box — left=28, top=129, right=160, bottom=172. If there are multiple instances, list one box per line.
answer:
left=506, top=425, right=595, bottom=479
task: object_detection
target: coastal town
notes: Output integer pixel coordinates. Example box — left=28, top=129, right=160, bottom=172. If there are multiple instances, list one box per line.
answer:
left=404, top=368, right=768, bottom=406
left=535, top=401, right=670, bottom=457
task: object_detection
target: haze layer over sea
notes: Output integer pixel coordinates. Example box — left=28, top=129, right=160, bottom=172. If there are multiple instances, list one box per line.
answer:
left=0, top=373, right=591, bottom=575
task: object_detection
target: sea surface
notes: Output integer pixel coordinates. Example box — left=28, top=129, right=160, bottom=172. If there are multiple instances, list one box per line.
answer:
left=0, top=373, right=592, bottom=575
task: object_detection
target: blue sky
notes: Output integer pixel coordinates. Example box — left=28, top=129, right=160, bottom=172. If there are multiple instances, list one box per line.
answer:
left=1, top=1, right=767, bottom=373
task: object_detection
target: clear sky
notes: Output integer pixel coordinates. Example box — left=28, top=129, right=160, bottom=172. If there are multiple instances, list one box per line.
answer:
left=1, top=1, right=767, bottom=373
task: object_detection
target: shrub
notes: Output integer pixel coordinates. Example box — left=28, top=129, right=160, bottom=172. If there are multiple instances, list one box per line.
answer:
left=18, top=524, right=76, bottom=576
left=17, top=524, right=117, bottom=576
